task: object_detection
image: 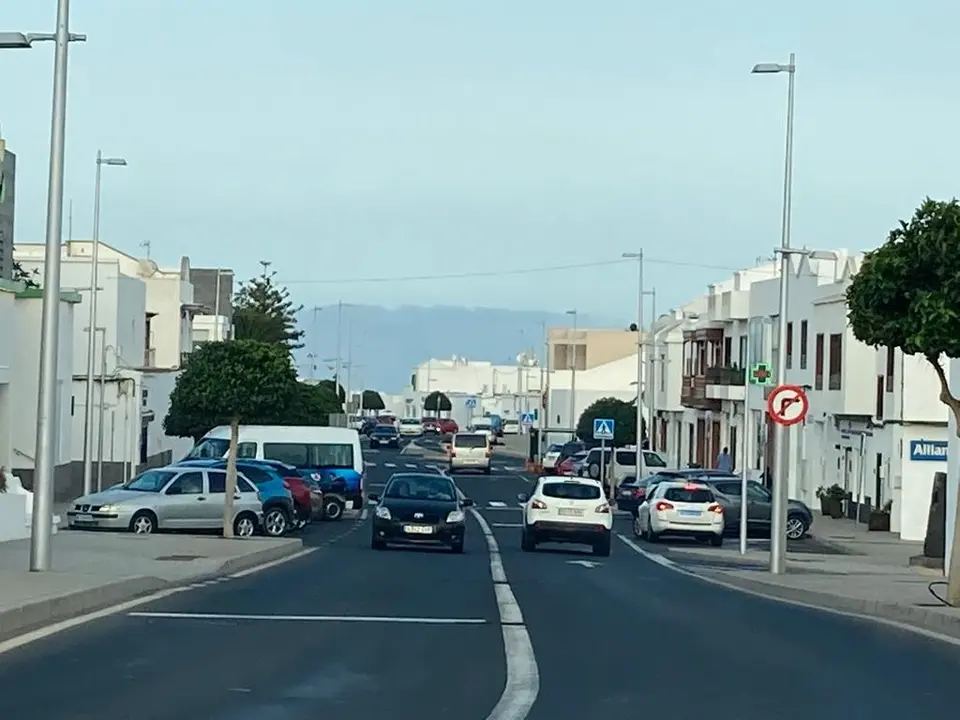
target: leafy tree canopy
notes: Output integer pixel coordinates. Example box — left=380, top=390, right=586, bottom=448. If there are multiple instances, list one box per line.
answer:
left=317, top=379, right=346, bottom=404
left=362, top=389, right=386, bottom=411
left=576, top=397, right=646, bottom=447
left=846, top=198, right=960, bottom=427
left=12, top=259, right=39, bottom=289
left=163, top=340, right=298, bottom=440
left=280, top=382, right=342, bottom=426
left=424, top=390, right=452, bottom=412
left=233, top=266, right=304, bottom=351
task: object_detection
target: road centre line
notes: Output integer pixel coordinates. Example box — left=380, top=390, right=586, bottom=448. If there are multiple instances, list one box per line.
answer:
left=128, top=611, right=486, bottom=624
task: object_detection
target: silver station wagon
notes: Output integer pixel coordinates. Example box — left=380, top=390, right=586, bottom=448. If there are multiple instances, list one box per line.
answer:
left=67, top=466, right=264, bottom=536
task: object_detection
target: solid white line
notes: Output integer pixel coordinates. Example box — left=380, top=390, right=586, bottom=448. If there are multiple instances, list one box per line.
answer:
left=488, top=501, right=507, bottom=508
left=128, top=611, right=487, bottom=624
left=228, top=547, right=317, bottom=578
left=471, top=507, right=539, bottom=720
left=613, top=534, right=960, bottom=648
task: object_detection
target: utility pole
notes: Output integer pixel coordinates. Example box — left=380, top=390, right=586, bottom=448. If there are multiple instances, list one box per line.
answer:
left=565, top=309, right=578, bottom=438
left=646, top=287, right=657, bottom=450
left=334, top=300, right=343, bottom=395
left=622, top=251, right=645, bottom=479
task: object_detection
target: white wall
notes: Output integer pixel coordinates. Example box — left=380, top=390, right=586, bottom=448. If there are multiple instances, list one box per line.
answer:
left=142, top=371, right=193, bottom=463
left=948, top=363, right=960, bottom=571
left=414, top=358, right=541, bottom=397
left=0, top=287, right=14, bottom=468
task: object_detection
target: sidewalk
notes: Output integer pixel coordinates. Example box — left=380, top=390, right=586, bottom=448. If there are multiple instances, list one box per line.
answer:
left=0, top=530, right=303, bottom=642
left=654, top=514, right=960, bottom=639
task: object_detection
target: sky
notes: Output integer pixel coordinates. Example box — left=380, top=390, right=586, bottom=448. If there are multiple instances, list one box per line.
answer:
left=3, top=1, right=960, bottom=323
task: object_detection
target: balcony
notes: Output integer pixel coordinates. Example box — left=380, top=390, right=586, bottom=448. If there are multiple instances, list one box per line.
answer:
left=681, top=375, right=722, bottom=411
left=705, top=365, right=746, bottom=401
left=143, top=348, right=156, bottom=368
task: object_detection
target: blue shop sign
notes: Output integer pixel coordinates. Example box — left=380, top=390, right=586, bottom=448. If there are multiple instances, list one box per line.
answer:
left=909, top=440, right=948, bottom=462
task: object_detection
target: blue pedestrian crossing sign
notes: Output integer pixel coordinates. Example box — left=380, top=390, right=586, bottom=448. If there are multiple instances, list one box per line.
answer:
left=465, top=397, right=477, bottom=409
left=593, top=418, right=615, bottom=441
left=520, top=412, right=534, bottom=425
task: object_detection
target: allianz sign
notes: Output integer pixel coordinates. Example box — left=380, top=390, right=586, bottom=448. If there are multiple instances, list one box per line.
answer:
left=909, top=440, right=948, bottom=462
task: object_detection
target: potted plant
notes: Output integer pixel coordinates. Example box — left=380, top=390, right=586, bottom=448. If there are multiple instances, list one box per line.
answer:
left=868, top=499, right=893, bottom=531
left=815, top=484, right=845, bottom=518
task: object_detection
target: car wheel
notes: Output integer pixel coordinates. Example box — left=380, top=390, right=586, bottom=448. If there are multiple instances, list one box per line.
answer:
left=233, top=512, right=257, bottom=538
left=589, top=464, right=599, bottom=479
left=593, top=534, right=612, bottom=557
left=262, top=506, right=288, bottom=537
left=786, top=513, right=808, bottom=540
left=632, top=515, right=642, bottom=539
left=371, top=536, right=387, bottom=550
left=129, top=510, right=156, bottom=535
left=483, top=467, right=491, bottom=475
left=710, top=534, right=723, bottom=547
left=451, top=539, right=465, bottom=554
left=323, top=498, right=345, bottom=521
left=644, top=524, right=658, bottom=543
left=521, top=527, right=537, bottom=552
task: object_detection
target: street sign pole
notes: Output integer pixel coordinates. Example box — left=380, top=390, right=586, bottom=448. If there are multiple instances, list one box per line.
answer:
left=600, top=438, right=609, bottom=501
left=765, top=383, right=809, bottom=573
left=740, top=346, right=751, bottom=556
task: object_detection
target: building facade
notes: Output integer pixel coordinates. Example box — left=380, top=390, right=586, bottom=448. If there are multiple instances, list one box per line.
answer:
left=0, top=147, right=14, bottom=281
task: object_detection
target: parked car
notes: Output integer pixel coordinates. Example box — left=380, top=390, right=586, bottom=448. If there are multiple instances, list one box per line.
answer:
left=436, top=418, right=459, bottom=434
left=176, top=459, right=296, bottom=536
left=370, top=424, right=401, bottom=448
left=543, top=441, right=586, bottom=475
left=502, top=419, right=520, bottom=435
left=229, top=458, right=319, bottom=526
left=568, top=450, right=590, bottom=477
left=67, top=466, right=263, bottom=536
left=697, top=476, right=814, bottom=539
left=618, top=469, right=734, bottom=518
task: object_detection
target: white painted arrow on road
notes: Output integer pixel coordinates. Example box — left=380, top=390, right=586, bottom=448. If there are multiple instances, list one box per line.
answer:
left=566, top=560, right=601, bottom=568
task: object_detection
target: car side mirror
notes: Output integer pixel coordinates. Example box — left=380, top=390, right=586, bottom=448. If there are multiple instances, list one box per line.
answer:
left=367, top=493, right=380, bottom=503
left=461, top=498, right=475, bottom=508
left=517, top=493, right=529, bottom=503
left=166, top=486, right=181, bottom=495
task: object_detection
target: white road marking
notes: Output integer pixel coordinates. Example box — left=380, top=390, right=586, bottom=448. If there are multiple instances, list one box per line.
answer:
left=614, top=533, right=960, bottom=648
left=0, top=546, right=316, bottom=656
left=128, top=612, right=486, bottom=624
left=364, top=461, right=375, bottom=467
left=360, top=507, right=369, bottom=521
left=492, top=523, right=522, bottom=528
left=384, top=462, right=397, bottom=468
left=488, top=501, right=507, bottom=508
left=405, top=463, right=417, bottom=469
left=470, top=508, right=539, bottom=720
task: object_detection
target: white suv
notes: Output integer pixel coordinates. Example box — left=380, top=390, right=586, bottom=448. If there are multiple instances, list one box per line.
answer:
left=518, top=477, right=613, bottom=556
left=635, top=480, right=724, bottom=546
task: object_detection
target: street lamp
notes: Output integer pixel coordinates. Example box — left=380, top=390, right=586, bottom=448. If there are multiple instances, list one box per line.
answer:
left=6, top=2, right=89, bottom=573
left=752, top=52, right=797, bottom=576
left=565, top=310, right=578, bottom=436
left=82, top=151, right=127, bottom=497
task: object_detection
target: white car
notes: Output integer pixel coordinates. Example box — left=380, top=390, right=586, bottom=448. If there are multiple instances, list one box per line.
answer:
left=448, top=432, right=492, bottom=474
left=635, top=480, right=724, bottom=546
left=541, top=444, right=562, bottom=473
left=398, top=418, right=424, bottom=436
left=518, top=477, right=612, bottom=556
left=502, top=419, right=520, bottom=435
left=469, top=418, right=497, bottom=443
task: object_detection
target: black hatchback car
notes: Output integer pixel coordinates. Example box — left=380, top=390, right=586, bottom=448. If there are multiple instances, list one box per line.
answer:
left=368, top=473, right=474, bottom=553
left=369, top=424, right=401, bottom=448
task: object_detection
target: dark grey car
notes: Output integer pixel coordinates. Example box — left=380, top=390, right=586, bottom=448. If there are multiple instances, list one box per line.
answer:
left=700, top=476, right=814, bottom=539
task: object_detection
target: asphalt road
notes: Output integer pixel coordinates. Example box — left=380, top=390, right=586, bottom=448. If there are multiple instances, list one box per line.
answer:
left=0, top=438, right=958, bottom=719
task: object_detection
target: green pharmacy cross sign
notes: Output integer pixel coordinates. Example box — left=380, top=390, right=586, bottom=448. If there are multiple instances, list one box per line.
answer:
left=750, top=363, right=773, bottom=386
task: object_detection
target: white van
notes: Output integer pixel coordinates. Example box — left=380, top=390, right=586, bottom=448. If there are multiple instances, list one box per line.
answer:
left=607, top=447, right=668, bottom=488
left=449, top=432, right=492, bottom=474
left=185, top=426, right=365, bottom=509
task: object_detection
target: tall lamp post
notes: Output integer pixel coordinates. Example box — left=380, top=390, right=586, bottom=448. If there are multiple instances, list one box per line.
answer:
left=752, top=52, right=796, bottom=575
left=622, top=252, right=647, bottom=478
left=1, top=9, right=87, bottom=572
left=82, top=151, right=127, bottom=496
left=565, top=309, right=578, bottom=437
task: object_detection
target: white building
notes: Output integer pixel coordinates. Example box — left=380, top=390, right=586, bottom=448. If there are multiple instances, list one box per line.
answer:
left=660, top=251, right=948, bottom=542
left=14, top=241, right=211, bottom=493
left=0, top=279, right=78, bottom=502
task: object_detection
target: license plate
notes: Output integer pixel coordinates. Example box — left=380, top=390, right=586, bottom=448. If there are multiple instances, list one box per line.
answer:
left=403, top=524, right=434, bottom=534
left=679, top=509, right=702, bottom=517
left=75, top=514, right=93, bottom=522
left=620, top=490, right=633, bottom=496
left=558, top=508, right=583, bottom=517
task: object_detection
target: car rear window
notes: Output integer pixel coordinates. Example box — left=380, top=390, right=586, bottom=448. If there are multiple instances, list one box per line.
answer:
left=542, top=481, right=602, bottom=500
left=664, top=487, right=715, bottom=503
left=615, top=451, right=636, bottom=466
left=643, top=452, right=667, bottom=467
left=547, top=444, right=561, bottom=453
left=400, top=419, right=420, bottom=425
left=454, top=433, right=487, bottom=448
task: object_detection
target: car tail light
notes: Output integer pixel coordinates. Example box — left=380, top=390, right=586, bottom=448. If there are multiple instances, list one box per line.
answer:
left=633, top=488, right=644, bottom=498
left=655, top=501, right=674, bottom=512
left=531, top=499, right=547, bottom=510
left=708, top=503, right=723, bottom=514
left=282, top=479, right=291, bottom=489
left=595, top=503, right=610, bottom=514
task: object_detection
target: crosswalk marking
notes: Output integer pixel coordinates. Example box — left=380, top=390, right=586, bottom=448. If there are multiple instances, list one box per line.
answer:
left=384, top=463, right=397, bottom=468
left=488, top=501, right=507, bottom=508
left=405, top=463, right=417, bottom=469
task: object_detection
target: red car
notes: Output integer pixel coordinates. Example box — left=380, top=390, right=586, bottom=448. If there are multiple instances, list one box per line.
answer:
left=437, top=418, right=459, bottom=434
left=250, top=460, right=317, bottom=527
left=556, top=457, right=576, bottom=476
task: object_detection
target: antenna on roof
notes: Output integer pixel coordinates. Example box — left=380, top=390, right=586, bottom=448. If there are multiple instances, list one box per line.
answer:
left=140, top=239, right=151, bottom=259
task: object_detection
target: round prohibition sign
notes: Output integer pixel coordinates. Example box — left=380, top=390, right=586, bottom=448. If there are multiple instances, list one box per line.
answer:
left=766, top=384, right=809, bottom=427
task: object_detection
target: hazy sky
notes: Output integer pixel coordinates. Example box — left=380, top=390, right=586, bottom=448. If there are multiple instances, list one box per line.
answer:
left=3, top=1, right=959, bottom=320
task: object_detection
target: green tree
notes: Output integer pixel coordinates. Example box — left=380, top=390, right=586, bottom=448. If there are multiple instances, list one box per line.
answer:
left=233, top=266, right=304, bottom=350
left=575, top=397, right=646, bottom=447
left=424, top=390, right=452, bottom=413
left=163, top=340, right=297, bottom=536
left=11, top=259, right=39, bottom=289
left=280, top=382, right=342, bottom=426
left=846, top=198, right=960, bottom=428
left=362, top=389, right=386, bottom=411
left=318, top=378, right=346, bottom=405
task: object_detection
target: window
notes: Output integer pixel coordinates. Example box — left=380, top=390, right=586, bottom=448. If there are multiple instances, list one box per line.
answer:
left=723, top=337, right=732, bottom=366
left=454, top=434, right=487, bottom=448
left=616, top=451, right=636, bottom=466
left=738, top=336, right=747, bottom=368
left=799, top=321, right=808, bottom=369
left=785, top=322, right=793, bottom=369
left=263, top=442, right=354, bottom=469
left=542, top=481, right=602, bottom=500
left=885, top=346, right=895, bottom=392
left=814, top=333, right=825, bottom=390
left=875, top=376, right=884, bottom=419
left=385, top=475, right=456, bottom=500
left=828, top=333, right=842, bottom=390
left=237, top=465, right=272, bottom=485
left=711, top=481, right=741, bottom=496
left=237, top=476, right=257, bottom=493
left=238, top=442, right=257, bottom=458
left=207, top=471, right=227, bottom=493
left=643, top=451, right=667, bottom=468
left=167, top=472, right=203, bottom=495
left=747, top=482, right=771, bottom=502
left=125, top=469, right=176, bottom=492
left=659, top=353, right=667, bottom=390
left=663, top=487, right=715, bottom=503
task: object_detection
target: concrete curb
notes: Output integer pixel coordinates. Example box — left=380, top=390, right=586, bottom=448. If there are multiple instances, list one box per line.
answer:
left=0, top=537, right=304, bottom=643
left=693, top=567, right=960, bottom=640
